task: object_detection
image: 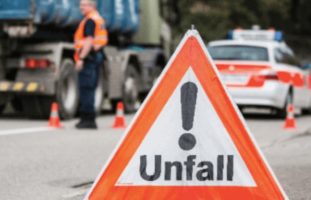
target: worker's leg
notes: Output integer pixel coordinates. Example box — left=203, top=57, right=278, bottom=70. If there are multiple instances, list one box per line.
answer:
left=83, top=51, right=104, bottom=113
left=76, top=59, right=98, bottom=129
left=76, top=51, right=104, bottom=129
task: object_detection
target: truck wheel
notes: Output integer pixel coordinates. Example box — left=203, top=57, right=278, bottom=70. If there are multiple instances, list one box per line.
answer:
left=0, top=95, right=9, bottom=114
left=139, top=66, right=162, bottom=101
left=21, top=59, right=78, bottom=119
left=0, top=104, right=5, bottom=114
left=11, top=97, right=23, bottom=113
left=122, top=64, right=140, bottom=113
left=152, top=66, right=163, bottom=85
left=95, top=67, right=104, bottom=114
left=56, top=59, right=79, bottom=119
left=22, top=96, right=52, bottom=119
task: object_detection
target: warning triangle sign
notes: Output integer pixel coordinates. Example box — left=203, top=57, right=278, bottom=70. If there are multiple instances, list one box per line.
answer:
left=85, top=30, right=288, bottom=200
left=117, top=68, right=256, bottom=187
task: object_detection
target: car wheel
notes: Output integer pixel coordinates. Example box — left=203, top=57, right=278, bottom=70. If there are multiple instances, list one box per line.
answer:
left=302, top=102, right=311, bottom=115
left=276, top=92, right=292, bottom=118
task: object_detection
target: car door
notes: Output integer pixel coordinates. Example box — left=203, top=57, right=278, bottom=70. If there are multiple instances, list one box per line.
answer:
left=274, top=47, right=308, bottom=108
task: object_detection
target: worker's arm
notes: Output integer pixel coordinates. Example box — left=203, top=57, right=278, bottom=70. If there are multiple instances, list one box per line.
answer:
left=76, top=37, right=93, bottom=71
left=79, top=36, right=93, bottom=60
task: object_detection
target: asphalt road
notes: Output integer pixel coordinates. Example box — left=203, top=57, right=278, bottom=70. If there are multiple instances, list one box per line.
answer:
left=0, top=111, right=311, bottom=200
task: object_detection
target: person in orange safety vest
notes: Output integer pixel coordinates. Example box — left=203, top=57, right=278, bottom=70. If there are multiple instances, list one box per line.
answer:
left=74, top=0, right=108, bottom=129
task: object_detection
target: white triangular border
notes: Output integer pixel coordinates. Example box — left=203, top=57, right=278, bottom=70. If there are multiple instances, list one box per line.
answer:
left=84, top=30, right=289, bottom=200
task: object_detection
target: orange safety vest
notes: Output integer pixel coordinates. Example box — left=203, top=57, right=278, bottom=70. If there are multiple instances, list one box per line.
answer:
left=74, top=10, right=108, bottom=62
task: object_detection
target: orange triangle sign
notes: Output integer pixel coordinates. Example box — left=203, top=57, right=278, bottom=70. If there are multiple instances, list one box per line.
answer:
left=85, top=30, right=288, bottom=200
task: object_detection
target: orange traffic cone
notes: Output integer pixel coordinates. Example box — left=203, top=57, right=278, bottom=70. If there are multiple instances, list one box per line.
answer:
left=283, top=103, right=296, bottom=130
left=112, top=102, right=126, bottom=128
left=48, top=102, right=62, bottom=128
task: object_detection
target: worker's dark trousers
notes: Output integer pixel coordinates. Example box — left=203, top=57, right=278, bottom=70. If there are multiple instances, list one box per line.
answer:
left=78, top=51, right=104, bottom=117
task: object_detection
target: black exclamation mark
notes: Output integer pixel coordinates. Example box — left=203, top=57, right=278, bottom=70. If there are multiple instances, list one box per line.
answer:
left=179, top=82, right=198, bottom=151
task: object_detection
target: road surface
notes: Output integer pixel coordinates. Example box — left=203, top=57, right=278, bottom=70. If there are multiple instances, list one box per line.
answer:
left=0, top=112, right=310, bottom=200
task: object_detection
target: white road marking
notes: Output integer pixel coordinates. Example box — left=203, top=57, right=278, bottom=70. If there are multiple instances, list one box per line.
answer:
left=0, top=127, right=56, bottom=136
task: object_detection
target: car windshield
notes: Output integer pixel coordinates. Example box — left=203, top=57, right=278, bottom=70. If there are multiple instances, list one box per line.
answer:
left=208, top=45, right=269, bottom=61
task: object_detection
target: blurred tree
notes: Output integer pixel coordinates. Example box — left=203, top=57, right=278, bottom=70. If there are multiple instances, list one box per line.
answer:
left=173, top=0, right=311, bottom=41
left=290, top=0, right=311, bottom=34
left=171, top=0, right=311, bottom=60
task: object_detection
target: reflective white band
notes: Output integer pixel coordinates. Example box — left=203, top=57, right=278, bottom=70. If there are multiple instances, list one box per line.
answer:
left=117, top=109, right=124, bottom=116
left=50, top=111, right=59, bottom=118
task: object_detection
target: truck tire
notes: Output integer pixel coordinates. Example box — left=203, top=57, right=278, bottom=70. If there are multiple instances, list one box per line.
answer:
left=11, top=97, right=23, bottom=113
left=56, top=59, right=79, bottom=119
left=0, top=104, right=5, bottom=114
left=0, top=95, right=8, bottom=114
left=95, top=66, right=104, bottom=114
left=22, top=59, right=78, bottom=119
left=122, top=64, right=140, bottom=113
left=152, top=66, right=163, bottom=85
left=139, top=66, right=162, bottom=101
left=22, top=96, right=52, bottom=119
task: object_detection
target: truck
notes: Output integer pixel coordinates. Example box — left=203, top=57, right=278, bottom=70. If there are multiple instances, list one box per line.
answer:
left=0, top=0, right=177, bottom=118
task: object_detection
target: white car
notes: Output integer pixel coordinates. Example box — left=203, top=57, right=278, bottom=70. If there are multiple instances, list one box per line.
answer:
left=207, top=31, right=311, bottom=117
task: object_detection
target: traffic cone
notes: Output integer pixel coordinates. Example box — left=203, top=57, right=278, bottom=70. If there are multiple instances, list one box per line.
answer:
left=112, top=102, right=126, bottom=128
left=283, top=103, right=296, bottom=130
left=48, top=102, right=62, bottom=128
